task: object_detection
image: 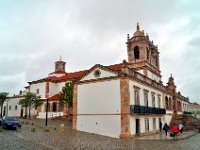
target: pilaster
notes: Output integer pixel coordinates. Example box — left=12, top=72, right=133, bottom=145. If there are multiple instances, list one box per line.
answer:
left=72, top=83, right=78, bottom=130
left=119, top=77, right=130, bottom=138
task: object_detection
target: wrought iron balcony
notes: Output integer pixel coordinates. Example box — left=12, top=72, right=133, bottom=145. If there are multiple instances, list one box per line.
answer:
left=130, top=105, right=166, bottom=115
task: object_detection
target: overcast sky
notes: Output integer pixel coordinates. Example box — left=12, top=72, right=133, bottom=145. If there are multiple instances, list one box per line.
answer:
left=0, top=0, right=199, bottom=103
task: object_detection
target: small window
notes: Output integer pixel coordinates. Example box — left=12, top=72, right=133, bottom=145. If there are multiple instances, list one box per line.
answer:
left=152, top=94, right=155, bottom=107
left=9, top=106, right=11, bottom=110
left=134, top=90, right=140, bottom=105
left=158, top=96, right=161, bottom=108
left=94, top=70, right=101, bottom=78
left=153, top=118, right=156, bottom=130
left=145, top=118, right=149, bottom=131
left=146, top=47, right=149, bottom=60
left=15, top=105, right=17, bottom=110
left=36, top=89, right=40, bottom=94
left=144, top=92, right=148, bottom=107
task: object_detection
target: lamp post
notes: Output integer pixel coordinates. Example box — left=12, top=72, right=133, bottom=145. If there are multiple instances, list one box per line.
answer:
left=45, top=94, right=49, bottom=126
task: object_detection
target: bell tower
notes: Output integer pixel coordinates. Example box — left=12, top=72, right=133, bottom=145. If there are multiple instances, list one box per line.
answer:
left=126, top=23, right=161, bottom=82
left=55, top=57, right=66, bottom=72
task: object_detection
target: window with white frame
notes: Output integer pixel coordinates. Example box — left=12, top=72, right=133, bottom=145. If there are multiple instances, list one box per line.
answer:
left=153, top=118, right=156, bottom=130
left=158, top=95, right=161, bottom=108
left=9, top=106, right=11, bottom=110
left=144, top=90, right=149, bottom=107
left=145, top=118, right=149, bottom=131
left=152, top=94, right=155, bottom=107
left=134, top=86, right=140, bottom=105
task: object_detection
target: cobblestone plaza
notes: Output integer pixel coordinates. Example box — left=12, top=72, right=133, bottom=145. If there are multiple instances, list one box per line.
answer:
left=0, top=119, right=199, bottom=150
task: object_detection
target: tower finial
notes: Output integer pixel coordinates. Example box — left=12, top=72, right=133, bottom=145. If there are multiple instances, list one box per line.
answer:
left=60, top=55, right=62, bottom=61
left=137, top=22, right=140, bottom=31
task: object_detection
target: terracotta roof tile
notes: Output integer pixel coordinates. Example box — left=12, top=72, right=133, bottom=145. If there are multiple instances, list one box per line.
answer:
left=106, top=63, right=122, bottom=71
left=49, top=70, right=67, bottom=75
left=48, top=94, right=59, bottom=100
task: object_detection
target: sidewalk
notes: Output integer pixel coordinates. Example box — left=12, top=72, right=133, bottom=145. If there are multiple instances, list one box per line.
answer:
left=136, top=130, right=199, bottom=141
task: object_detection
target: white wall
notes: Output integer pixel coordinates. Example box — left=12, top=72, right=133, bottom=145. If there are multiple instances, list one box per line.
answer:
left=136, top=69, right=144, bottom=75
left=81, top=68, right=117, bottom=81
left=30, top=82, right=46, bottom=98
left=147, top=70, right=161, bottom=82
left=49, top=82, right=66, bottom=97
left=77, top=79, right=121, bottom=138
left=77, top=115, right=121, bottom=138
left=163, top=114, right=173, bottom=125
left=3, top=97, right=36, bottom=117
left=130, top=116, right=162, bottom=136
left=78, top=80, right=121, bottom=114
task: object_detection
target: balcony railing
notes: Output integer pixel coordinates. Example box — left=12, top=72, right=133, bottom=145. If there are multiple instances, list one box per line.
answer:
left=130, top=105, right=166, bottom=115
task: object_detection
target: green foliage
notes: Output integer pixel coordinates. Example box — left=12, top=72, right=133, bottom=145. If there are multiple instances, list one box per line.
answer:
left=0, top=92, right=9, bottom=117
left=58, top=81, right=73, bottom=107
left=19, top=92, right=43, bottom=119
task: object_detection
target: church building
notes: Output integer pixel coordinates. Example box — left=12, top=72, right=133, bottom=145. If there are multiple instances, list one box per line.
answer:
left=5, top=23, right=190, bottom=138
left=72, top=23, right=190, bottom=138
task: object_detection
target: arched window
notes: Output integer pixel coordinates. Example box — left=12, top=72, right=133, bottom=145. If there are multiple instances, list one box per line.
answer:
left=165, top=96, right=169, bottom=110
left=134, top=46, right=140, bottom=59
left=52, top=102, right=57, bottom=112
left=146, top=47, right=149, bottom=60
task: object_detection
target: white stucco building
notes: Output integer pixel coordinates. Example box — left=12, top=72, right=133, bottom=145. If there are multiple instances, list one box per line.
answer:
left=5, top=23, right=190, bottom=138
left=72, top=23, right=190, bottom=138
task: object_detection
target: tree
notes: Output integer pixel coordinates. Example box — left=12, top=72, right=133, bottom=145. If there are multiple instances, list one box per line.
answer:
left=58, top=81, right=73, bottom=112
left=0, top=92, right=9, bottom=118
left=19, top=92, right=43, bottom=119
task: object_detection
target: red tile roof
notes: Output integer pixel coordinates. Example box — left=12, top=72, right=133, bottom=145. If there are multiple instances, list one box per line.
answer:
left=28, top=63, right=122, bottom=84
left=48, top=94, right=59, bottom=100
left=51, top=70, right=87, bottom=82
left=106, top=63, right=122, bottom=72
left=49, top=70, right=67, bottom=75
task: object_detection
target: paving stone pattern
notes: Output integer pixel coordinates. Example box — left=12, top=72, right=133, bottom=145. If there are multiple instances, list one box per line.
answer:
left=0, top=118, right=200, bottom=150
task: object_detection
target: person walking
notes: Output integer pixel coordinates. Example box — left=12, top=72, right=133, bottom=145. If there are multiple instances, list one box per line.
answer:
left=163, top=123, right=170, bottom=136
left=179, top=123, right=184, bottom=135
left=171, top=123, right=179, bottom=139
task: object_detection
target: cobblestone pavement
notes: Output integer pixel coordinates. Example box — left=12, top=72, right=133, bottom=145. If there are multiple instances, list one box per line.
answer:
left=0, top=118, right=200, bottom=150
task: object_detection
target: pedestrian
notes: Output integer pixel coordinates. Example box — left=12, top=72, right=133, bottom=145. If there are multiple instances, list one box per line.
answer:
left=163, top=123, right=170, bottom=136
left=159, top=121, right=162, bottom=132
left=171, top=123, right=179, bottom=139
left=179, top=123, right=184, bottom=135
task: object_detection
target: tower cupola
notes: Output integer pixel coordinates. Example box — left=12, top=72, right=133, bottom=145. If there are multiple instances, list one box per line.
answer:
left=55, top=57, right=66, bottom=72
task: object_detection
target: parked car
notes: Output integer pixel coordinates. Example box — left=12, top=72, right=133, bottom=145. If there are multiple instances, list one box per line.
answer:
left=0, top=116, right=22, bottom=129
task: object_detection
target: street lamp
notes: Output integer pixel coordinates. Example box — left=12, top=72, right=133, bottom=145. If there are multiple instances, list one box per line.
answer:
left=45, top=93, right=49, bottom=126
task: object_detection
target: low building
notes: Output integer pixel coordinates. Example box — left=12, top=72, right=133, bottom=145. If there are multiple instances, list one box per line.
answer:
left=189, top=102, right=200, bottom=118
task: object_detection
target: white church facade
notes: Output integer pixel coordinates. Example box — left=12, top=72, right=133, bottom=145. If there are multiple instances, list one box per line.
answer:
left=72, top=23, right=190, bottom=138
left=5, top=23, right=190, bottom=138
